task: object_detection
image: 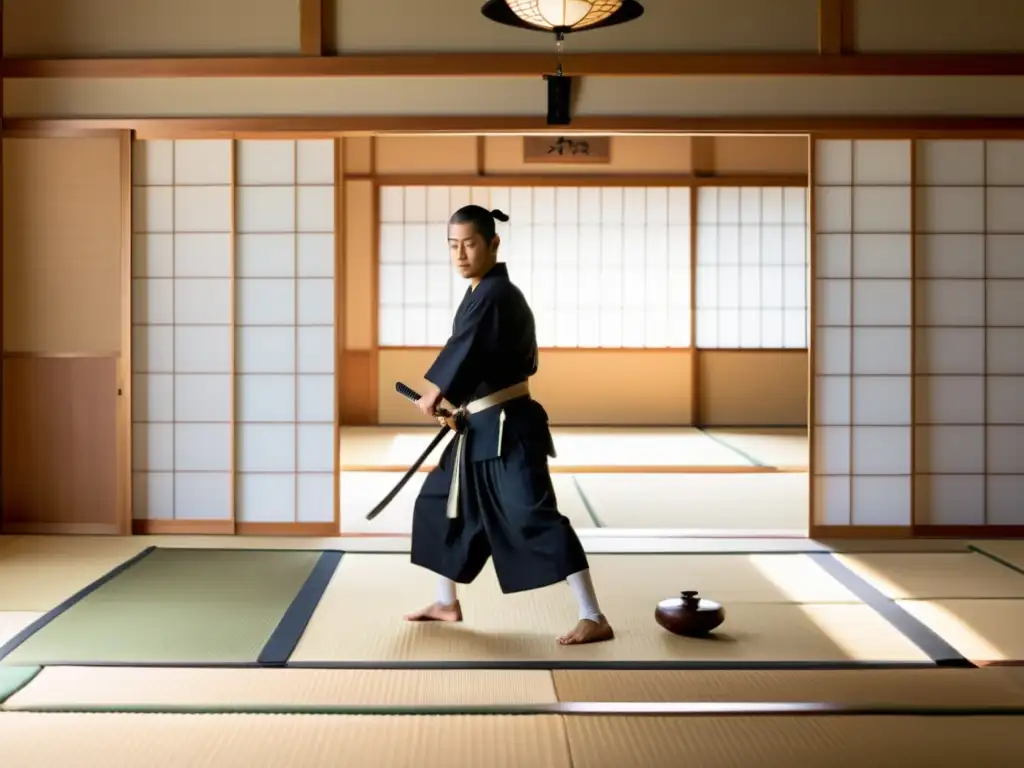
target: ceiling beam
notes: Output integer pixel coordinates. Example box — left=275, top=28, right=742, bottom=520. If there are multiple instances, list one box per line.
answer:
left=5, top=52, right=1024, bottom=79
left=8, top=115, right=1024, bottom=139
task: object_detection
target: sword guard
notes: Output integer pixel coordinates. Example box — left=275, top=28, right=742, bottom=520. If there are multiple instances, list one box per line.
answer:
left=435, top=407, right=467, bottom=432
left=453, top=407, right=468, bottom=431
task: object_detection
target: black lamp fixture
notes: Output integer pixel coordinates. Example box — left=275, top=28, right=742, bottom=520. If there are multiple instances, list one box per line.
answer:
left=481, top=1, right=645, bottom=126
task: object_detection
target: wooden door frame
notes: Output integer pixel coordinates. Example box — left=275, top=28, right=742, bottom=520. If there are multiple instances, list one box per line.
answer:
left=116, top=129, right=133, bottom=535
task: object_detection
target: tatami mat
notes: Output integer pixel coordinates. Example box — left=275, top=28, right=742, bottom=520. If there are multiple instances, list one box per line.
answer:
left=327, top=536, right=834, bottom=555
left=340, top=426, right=755, bottom=470
left=12, top=667, right=1022, bottom=712
left=0, top=535, right=972, bottom=566
left=990, top=667, right=1024, bottom=693
left=2, top=668, right=558, bottom=711
left=565, top=716, right=1020, bottom=767
left=811, top=539, right=971, bottom=553
left=0, top=613, right=43, bottom=647
left=1, top=712, right=1018, bottom=766
left=292, top=553, right=929, bottom=663
left=574, top=473, right=807, bottom=531
left=704, top=427, right=809, bottom=469
left=552, top=668, right=1024, bottom=705
left=2, top=549, right=323, bottom=666
left=339, top=471, right=427, bottom=535
left=833, top=552, right=1024, bottom=600
left=897, top=599, right=1024, bottom=664
left=971, top=541, right=1024, bottom=571
left=340, top=427, right=453, bottom=470
left=340, top=472, right=594, bottom=535
left=0, top=713, right=572, bottom=768
left=0, top=537, right=149, bottom=611
left=0, top=667, right=39, bottom=705
left=571, top=538, right=965, bottom=554
left=10, top=666, right=1024, bottom=712
left=517, top=427, right=753, bottom=469
left=572, top=538, right=827, bottom=553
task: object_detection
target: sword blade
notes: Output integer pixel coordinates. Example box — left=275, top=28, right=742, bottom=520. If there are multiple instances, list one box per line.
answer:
left=364, top=425, right=452, bottom=521
left=364, top=380, right=453, bottom=522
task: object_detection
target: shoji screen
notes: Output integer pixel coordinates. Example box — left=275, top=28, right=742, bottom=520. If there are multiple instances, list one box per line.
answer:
left=915, top=140, right=1024, bottom=527
left=984, top=141, right=1024, bottom=525
left=694, top=186, right=809, bottom=349
left=132, top=138, right=337, bottom=531
left=813, top=140, right=914, bottom=528
left=131, top=140, right=234, bottom=523
left=234, top=140, right=336, bottom=527
left=377, top=185, right=692, bottom=348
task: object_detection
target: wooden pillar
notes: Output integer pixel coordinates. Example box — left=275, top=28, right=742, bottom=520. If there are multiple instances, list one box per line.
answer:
left=338, top=138, right=378, bottom=425
left=818, top=0, right=855, bottom=55
left=299, top=0, right=324, bottom=56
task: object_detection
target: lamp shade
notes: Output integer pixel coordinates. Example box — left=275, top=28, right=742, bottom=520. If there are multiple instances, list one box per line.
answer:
left=481, top=0, right=644, bottom=34
left=509, top=1, right=619, bottom=30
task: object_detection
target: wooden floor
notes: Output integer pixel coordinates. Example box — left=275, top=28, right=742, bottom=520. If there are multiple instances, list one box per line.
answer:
left=340, top=427, right=810, bottom=536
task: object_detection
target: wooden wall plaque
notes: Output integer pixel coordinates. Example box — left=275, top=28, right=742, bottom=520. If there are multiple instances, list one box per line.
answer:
left=523, top=136, right=611, bottom=164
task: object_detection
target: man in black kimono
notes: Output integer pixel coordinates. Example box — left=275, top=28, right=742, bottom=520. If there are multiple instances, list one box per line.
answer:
left=404, top=205, right=614, bottom=646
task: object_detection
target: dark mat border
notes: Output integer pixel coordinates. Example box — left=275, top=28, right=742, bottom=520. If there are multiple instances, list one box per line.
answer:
left=696, top=427, right=770, bottom=468
left=8, top=659, right=940, bottom=671
left=968, top=544, right=1024, bottom=579
left=11, top=701, right=1024, bottom=717
left=339, top=545, right=974, bottom=556
left=570, top=475, right=605, bottom=528
left=0, top=546, right=157, bottom=664
left=284, top=660, right=941, bottom=671
left=257, top=550, right=344, bottom=667
left=809, top=552, right=973, bottom=668
left=0, top=666, right=42, bottom=705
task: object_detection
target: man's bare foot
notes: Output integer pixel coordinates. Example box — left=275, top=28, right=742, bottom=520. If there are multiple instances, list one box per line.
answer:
left=403, top=601, right=463, bottom=622
left=557, top=616, right=614, bottom=645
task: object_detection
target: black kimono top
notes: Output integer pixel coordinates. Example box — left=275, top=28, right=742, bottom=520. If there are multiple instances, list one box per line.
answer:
left=424, top=262, right=556, bottom=464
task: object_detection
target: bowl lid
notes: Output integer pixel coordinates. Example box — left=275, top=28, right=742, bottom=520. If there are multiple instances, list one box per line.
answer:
left=657, top=594, right=722, bottom=612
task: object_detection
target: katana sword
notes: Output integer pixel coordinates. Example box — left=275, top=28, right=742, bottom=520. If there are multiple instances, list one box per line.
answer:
left=364, top=382, right=456, bottom=521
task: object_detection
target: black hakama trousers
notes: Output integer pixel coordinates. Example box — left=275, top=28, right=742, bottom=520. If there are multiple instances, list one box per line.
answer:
left=410, top=434, right=590, bottom=595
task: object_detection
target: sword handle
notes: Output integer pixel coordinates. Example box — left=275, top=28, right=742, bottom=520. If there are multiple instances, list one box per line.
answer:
left=396, top=381, right=452, bottom=418
left=396, top=381, right=421, bottom=402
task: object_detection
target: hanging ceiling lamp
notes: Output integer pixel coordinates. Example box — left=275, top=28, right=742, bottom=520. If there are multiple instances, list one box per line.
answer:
left=481, top=1, right=645, bottom=126
left=481, top=0, right=645, bottom=36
